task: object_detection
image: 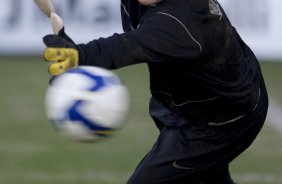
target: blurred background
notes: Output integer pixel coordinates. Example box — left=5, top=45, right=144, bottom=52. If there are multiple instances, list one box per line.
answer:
left=0, top=0, right=281, bottom=183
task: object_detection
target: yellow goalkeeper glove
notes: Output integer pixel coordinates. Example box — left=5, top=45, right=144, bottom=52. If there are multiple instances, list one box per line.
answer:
left=43, top=29, right=81, bottom=76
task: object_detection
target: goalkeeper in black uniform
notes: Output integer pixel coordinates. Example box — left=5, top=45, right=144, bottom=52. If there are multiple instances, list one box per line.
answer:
left=42, top=0, right=268, bottom=183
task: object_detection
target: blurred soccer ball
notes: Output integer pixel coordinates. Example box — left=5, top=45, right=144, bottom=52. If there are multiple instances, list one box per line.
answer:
left=45, top=66, right=130, bottom=142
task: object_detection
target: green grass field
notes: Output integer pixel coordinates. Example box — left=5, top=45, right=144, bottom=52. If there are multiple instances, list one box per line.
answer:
left=0, top=56, right=281, bottom=184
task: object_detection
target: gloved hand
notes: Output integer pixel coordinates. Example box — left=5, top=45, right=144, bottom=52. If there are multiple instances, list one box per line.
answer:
left=43, top=29, right=82, bottom=76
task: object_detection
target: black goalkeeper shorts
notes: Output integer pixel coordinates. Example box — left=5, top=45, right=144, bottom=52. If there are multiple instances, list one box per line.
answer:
left=127, top=85, right=268, bottom=184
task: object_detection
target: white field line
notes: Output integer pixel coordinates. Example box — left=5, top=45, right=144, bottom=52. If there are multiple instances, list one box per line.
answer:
left=266, top=98, right=282, bottom=133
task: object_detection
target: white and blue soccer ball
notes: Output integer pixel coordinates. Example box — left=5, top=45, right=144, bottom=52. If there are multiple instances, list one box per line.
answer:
left=45, top=66, right=130, bottom=142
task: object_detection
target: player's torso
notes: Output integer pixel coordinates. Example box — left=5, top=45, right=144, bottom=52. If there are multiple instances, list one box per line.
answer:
left=121, top=0, right=263, bottom=123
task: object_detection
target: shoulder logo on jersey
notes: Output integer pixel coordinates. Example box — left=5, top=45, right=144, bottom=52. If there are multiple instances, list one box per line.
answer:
left=209, top=0, right=223, bottom=20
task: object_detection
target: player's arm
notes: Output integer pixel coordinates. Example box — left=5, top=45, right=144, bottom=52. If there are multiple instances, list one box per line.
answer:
left=43, top=27, right=150, bottom=75
left=77, top=12, right=202, bottom=68
left=43, top=11, right=202, bottom=74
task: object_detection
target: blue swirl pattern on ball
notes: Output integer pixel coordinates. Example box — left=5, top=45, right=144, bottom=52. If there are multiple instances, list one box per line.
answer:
left=66, top=68, right=119, bottom=135
left=68, top=100, right=112, bottom=136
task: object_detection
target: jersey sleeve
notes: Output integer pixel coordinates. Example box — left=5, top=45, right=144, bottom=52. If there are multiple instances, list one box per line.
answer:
left=78, top=12, right=203, bottom=69
left=78, top=32, right=150, bottom=69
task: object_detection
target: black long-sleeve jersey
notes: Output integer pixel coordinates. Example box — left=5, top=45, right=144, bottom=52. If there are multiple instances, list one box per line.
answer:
left=79, top=0, right=265, bottom=125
